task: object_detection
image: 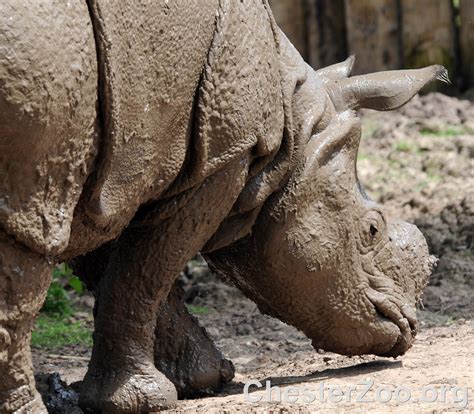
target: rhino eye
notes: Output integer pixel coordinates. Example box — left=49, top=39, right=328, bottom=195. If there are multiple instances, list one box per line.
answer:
left=369, top=224, right=378, bottom=237
left=358, top=210, right=385, bottom=250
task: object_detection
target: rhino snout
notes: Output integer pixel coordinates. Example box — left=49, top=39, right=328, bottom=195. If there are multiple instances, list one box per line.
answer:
left=387, top=220, right=433, bottom=301
left=364, top=220, right=434, bottom=356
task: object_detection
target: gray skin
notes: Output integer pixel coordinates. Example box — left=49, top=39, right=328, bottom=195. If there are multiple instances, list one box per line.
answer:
left=0, top=0, right=445, bottom=412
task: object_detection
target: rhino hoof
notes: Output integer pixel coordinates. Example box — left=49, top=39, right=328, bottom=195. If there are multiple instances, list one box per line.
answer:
left=79, top=364, right=177, bottom=413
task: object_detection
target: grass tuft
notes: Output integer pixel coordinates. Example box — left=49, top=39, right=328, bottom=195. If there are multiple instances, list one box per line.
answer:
left=31, top=314, right=92, bottom=350
left=420, top=126, right=474, bottom=137
left=186, top=304, right=211, bottom=316
left=393, top=140, right=419, bottom=153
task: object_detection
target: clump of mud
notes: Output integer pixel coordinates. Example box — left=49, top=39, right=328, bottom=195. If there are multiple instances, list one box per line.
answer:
left=35, top=373, right=81, bottom=414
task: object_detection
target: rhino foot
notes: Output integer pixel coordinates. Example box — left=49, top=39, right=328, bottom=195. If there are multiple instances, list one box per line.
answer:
left=79, top=363, right=177, bottom=413
left=154, top=280, right=235, bottom=398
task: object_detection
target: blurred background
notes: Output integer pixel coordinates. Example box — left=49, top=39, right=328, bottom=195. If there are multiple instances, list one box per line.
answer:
left=269, top=0, right=473, bottom=93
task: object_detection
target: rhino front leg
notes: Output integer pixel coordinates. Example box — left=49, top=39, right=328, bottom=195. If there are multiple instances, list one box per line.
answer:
left=79, top=157, right=248, bottom=413
left=74, top=249, right=234, bottom=402
left=0, top=233, right=52, bottom=413
left=154, top=280, right=235, bottom=398
left=78, top=228, right=179, bottom=413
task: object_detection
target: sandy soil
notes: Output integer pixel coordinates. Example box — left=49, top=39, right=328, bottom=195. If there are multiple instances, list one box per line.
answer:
left=33, top=93, right=474, bottom=413
left=168, top=322, right=474, bottom=413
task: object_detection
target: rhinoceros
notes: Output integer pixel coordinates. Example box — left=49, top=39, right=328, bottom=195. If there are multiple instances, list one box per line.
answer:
left=0, top=0, right=446, bottom=412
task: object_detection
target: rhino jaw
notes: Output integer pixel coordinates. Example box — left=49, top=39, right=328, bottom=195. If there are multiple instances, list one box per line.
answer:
left=303, top=220, right=434, bottom=358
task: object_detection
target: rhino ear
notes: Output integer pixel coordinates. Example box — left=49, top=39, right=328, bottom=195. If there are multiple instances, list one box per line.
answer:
left=316, top=55, right=355, bottom=82
left=327, top=65, right=450, bottom=112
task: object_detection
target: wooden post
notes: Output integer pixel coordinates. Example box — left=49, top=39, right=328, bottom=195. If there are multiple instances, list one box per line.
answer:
left=344, top=0, right=401, bottom=74
left=309, top=0, right=347, bottom=69
left=269, top=0, right=307, bottom=58
left=269, top=0, right=347, bottom=70
left=401, top=0, right=456, bottom=75
left=460, top=0, right=474, bottom=88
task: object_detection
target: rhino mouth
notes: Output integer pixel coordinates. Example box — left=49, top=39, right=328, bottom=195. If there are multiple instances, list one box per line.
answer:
left=366, top=288, right=417, bottom=357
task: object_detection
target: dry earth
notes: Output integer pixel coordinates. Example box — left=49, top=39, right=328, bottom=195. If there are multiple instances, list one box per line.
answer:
left=34, top=93, right=474, bottom=413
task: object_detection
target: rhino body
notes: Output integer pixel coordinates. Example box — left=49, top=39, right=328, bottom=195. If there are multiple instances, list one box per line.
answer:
left=0, top=0, right=444, bottom=412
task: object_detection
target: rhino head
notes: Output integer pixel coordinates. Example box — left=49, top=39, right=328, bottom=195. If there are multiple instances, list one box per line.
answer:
left=206, top=57, right=446, bottom=357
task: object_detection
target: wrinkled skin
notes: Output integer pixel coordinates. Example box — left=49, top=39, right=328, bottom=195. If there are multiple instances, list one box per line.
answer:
left=0, top=0, right=444, bottom=412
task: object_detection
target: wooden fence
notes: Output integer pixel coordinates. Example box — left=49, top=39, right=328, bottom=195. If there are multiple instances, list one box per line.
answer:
left=269, top=0, right=474, bottom=90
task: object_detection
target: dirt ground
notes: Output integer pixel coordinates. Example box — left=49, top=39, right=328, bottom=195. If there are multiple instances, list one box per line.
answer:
left=33, top=93, right=474, bottom=413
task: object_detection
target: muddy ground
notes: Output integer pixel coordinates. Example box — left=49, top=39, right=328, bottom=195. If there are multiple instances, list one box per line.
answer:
left=34, top=93, right=473, bottom=413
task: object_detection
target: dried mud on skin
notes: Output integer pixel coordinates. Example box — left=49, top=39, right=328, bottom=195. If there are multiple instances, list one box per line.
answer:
left=33, top=93, right=473, bottom=412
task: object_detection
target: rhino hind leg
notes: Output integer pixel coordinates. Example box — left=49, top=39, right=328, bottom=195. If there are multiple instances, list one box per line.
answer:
left=154, top=280, right=235, bottom=398
left=0, top=232, right=52, bottom=413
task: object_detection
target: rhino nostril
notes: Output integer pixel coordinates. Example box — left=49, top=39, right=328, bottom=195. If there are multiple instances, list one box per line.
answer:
left=400, top=304, right=418, bottom=334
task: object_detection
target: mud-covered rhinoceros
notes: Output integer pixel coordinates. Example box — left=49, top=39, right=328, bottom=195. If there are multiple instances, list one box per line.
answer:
left=0, top=0, right=446, bottom=412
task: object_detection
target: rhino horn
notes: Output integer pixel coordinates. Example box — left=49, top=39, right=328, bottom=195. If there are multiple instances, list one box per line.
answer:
left=316, top=55, right=355, bottom=82
left=327, top=65, right=450, bottom=112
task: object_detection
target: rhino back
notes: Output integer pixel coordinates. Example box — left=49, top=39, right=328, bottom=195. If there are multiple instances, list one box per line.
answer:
left=1, top=0, right=284, bottom=258
left=67, top=0, right=285, bottom=257
left=0, top=0, right=98, bottom=255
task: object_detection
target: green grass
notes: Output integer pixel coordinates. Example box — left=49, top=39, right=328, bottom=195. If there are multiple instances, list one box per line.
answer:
left=31, top=314, right=92, bottom=350
left=393, top=140, right=419, bottom=153
left=41, top=263, right=84, bottom=316
left=33, top=263, right=91, bottom=350
left=186, top=304, right=211, bottom=316
left=420, top=126, right=474, bottom=137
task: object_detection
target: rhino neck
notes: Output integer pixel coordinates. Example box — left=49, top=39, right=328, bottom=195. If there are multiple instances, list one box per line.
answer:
left=203, top=29, right=333, bottom=254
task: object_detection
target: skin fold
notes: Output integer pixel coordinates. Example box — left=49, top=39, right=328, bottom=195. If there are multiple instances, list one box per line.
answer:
left=0, top=0, right=445, bottom=412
